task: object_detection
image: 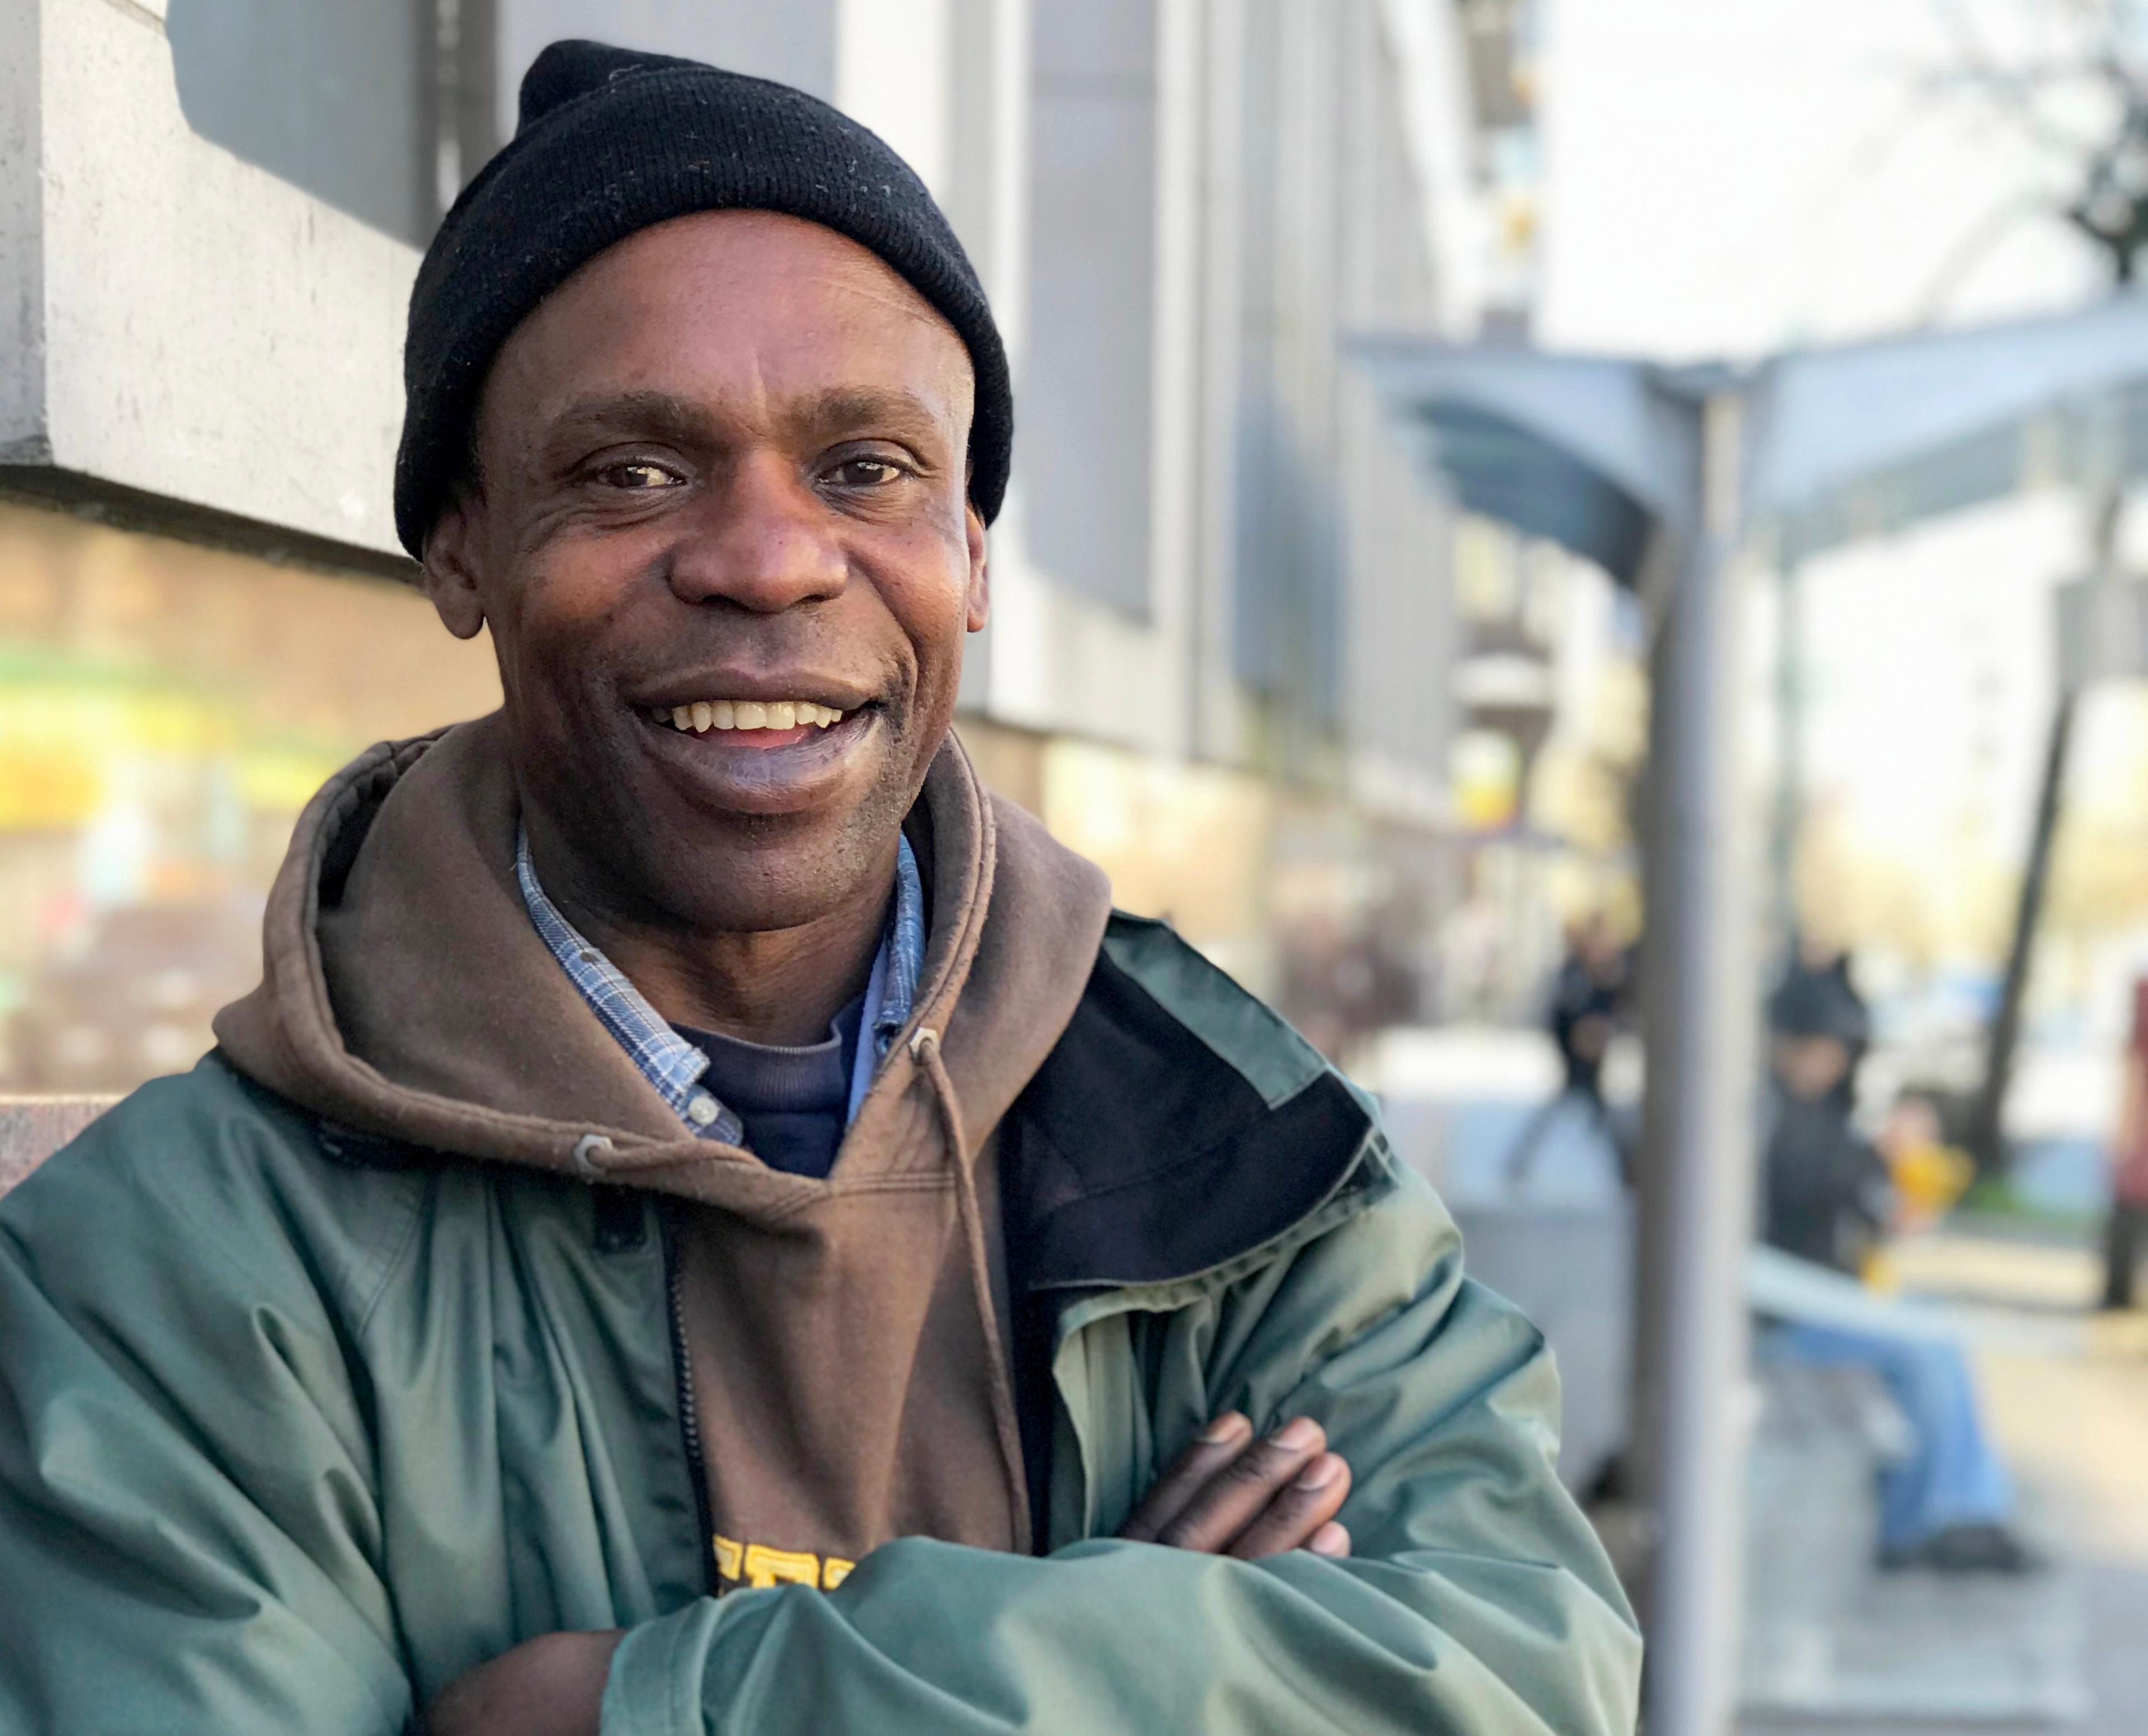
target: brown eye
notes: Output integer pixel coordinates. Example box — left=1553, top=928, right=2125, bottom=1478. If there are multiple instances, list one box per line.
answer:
left=830, top=457, right=906, bottom=488
left=594, top=461, right=682, bottom=490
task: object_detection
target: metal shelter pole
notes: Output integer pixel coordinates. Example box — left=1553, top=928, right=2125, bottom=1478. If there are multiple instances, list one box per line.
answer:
left=1637, top=387, right=1759, bottom=1736
left=1968, top=690, right=2075, bottom=1178
left=1769, top=555, right=1805, bottom=956
left=1971, top=464, right=2121, bottom=1178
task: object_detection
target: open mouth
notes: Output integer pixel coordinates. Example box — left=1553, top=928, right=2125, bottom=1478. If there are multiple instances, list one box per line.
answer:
left=633, top=688, right=883, bottom=814
left=644, top=697, right=858, bottom=748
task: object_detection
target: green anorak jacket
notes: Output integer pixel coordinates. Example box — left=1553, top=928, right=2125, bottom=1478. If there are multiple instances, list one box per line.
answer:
left=0, top=720, right=1640, bottom=1734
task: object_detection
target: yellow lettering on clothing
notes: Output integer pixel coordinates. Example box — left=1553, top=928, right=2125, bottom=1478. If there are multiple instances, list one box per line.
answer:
left=743, top=1544, right=822, bottom=1589
left=710, top=1531, right=856, bottom=1591
left=712, top=1534, right=744, bottom=1582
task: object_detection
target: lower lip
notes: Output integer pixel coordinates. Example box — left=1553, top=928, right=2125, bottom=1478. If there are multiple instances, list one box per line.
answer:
left=638, top=707, right=878, bottom=812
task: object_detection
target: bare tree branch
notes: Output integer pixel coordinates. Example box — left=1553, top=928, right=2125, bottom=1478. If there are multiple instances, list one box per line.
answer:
left=1911, top=191, right=2069, bottom=325
left=1920, top=0, right=2148, bottom=282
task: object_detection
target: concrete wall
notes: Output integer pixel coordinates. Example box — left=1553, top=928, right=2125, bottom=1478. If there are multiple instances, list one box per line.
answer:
left=167, top=0, right=434, bottom=246
left=1337, top=3, right=1459, bottom=816
left=1, top=0, right=415, bottom=568
left=1020, top=0, right=1158, bottom=620
left=981, top=0, right=1469, bottom=817
left=1193, top=0, right=1455, bottom=807
left=1229, top=0, right=1345, bottom=738
left=495, top=1, right=839, bottom=116
left=969, top=0, right=1194, bottom=760
left=161, top=2, right=854, bottom=248
left=496, top=2, right=960, bottom=211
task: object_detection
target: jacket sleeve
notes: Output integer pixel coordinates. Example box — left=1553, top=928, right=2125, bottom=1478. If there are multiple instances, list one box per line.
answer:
left=601, top=1162, right=1643, bottom=1736
left=0, top=1098, right=414, bottom=1735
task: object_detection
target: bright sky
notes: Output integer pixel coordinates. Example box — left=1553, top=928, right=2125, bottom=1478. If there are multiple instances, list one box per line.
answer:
left=1537, top=0, right=2105, bottom=359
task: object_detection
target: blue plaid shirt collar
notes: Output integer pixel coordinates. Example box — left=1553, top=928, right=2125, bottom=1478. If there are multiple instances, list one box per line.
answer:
left=515, top=828, right=925, bottom=1143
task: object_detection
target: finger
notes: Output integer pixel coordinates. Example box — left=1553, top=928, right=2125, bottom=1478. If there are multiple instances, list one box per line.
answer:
left=425, top=1631, right=622, bottom=1736
left=1150, top=1416, right=1327, bottom=1554
left=1308, top=1521, right=1351, bottom=1558
left=1117, top=1413, right=1256, bottom=1542
left=1227, top=1452, right=1353, bottom=1559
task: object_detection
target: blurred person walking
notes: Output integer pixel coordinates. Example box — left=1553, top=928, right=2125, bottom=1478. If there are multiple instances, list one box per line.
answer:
left=1506, top=912, right=1632, bottom=1188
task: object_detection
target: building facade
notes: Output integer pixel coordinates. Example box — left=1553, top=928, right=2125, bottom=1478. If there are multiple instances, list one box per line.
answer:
left=0, top=0, right=1492, bottom=1087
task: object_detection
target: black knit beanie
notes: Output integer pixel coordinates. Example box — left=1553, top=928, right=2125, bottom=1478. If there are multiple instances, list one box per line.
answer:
left=393, top=39, right=1012, bottom=559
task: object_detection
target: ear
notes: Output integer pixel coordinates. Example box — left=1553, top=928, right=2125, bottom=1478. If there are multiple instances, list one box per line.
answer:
left=421, top=493, right=489, bottom=641
left=964, top=503, right=990, bottom=634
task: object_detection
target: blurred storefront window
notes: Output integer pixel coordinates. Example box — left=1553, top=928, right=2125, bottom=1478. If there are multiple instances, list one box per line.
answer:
left=1028, top=733, right=1278, bottom=994
left=0, top=503, right=500, bottom=1093
left=1015, top=731, right=1443, bottom=1066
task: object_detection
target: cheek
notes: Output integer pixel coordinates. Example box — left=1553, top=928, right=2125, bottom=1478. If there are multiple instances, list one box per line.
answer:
left=491, top=564, right=628, bottom=725
left=878, top=528, right=974, bottom=692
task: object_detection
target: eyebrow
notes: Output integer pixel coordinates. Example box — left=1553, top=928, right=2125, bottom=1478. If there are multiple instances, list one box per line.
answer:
left=547, top=386, right=952, bottom=455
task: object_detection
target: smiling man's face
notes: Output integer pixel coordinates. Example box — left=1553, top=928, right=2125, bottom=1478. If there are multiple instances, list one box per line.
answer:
left=423, top=210, right=987, bottom=937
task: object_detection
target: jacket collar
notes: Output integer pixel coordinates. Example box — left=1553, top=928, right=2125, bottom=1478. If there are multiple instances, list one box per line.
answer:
left=1003, top=922, right=1384, bottom=1295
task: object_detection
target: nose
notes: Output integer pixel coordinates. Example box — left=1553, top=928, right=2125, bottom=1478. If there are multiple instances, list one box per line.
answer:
left=666, top=451, right=847, bottom=612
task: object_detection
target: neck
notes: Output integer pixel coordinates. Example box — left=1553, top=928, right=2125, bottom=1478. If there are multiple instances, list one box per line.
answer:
left=527, top=829, right=896, bottom=1049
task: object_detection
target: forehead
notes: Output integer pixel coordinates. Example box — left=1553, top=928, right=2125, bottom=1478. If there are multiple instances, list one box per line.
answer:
left=483, top=209, right=975, bottom=428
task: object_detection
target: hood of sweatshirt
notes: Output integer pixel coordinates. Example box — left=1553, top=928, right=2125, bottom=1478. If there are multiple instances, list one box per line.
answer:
left=215, top=713, right=1113, bottom=1215
left=216, top=713, right=1114, bottom=1572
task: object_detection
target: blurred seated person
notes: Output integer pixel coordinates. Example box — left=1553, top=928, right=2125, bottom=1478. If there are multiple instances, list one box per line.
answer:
left=1763, top=957, right=1889, bottom=1276
left=1754, top=1256, right=2036, bottom=1574
left=1768, top=941, right=1868, bottom=1111
left=1758, top=949, right=2037, bottom=1574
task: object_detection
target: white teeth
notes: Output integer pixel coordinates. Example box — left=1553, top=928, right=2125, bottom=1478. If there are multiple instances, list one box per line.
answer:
left=652, top=700, right=849, bottom=732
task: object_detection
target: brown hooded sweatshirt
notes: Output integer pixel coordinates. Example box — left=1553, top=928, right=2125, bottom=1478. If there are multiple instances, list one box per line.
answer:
left=215, top=714, right=1113, bottom=1586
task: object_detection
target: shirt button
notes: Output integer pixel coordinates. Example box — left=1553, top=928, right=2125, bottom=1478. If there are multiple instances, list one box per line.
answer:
left=687, top=1095, right=720, bottom=1126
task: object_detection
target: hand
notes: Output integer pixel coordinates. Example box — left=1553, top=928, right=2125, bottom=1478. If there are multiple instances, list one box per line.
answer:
left=1117, top=1413, right=1352, bottom=1559
left=425, top=1629, right=624, bottom=1736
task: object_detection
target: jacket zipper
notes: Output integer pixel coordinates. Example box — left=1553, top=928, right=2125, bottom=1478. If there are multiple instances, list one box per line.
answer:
left=660, top=1204, right=719, bottom=1596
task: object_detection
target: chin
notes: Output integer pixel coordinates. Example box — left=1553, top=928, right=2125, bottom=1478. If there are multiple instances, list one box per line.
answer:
left=522, top=700, right=929, bottom=935
left=638, top=806, right=905, bottom=936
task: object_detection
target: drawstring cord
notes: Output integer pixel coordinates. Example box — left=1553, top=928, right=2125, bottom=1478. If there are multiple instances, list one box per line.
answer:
left=910, top=1025, right=1034, bottom=1557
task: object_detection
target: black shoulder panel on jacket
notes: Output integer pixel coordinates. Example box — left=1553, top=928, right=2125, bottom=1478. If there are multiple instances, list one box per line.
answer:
left=1002, top=930, right=1373, bottom=1292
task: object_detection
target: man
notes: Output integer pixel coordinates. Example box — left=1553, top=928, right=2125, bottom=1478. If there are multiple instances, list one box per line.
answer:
left=1506, top=912, right=1631, bottom=1190
left=1755, top=954, right=2034, bottom=1575
left=1763, top=951, right=1887, bottom=1275
left=0, top=43, right=1640, bottom=1734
